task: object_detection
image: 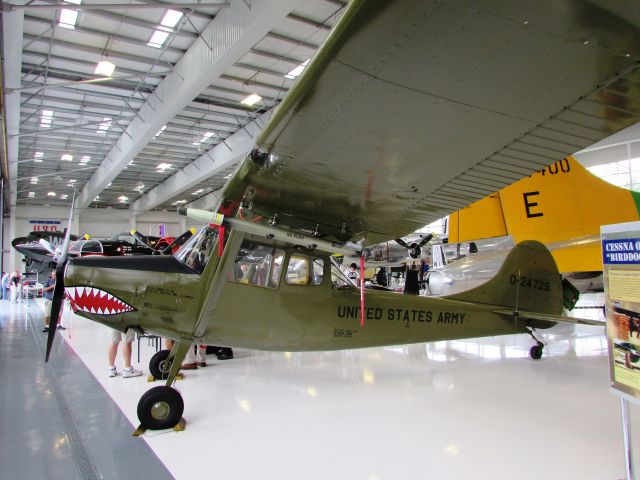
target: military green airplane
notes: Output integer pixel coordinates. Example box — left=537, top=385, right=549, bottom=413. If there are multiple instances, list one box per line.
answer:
left=44, top=0, right=639, bottom=430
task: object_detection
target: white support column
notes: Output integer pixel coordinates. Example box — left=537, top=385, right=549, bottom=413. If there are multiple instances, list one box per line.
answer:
left=76, top=0, right=305, bottom=209
left=3, top=9, right=24, bottom=272
left=132, top=110, right=270, bottom=214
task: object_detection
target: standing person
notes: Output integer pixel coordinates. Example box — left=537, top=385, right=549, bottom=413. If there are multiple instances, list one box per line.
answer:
left=42, top=271, right=65, bottom=332
left=346, top=263, right=359, bottom=284
left=9, top=270, right=22, bottom=304
left=107, top=329, right=142, bottom=378
left=1, top=272, right=8, bottom=300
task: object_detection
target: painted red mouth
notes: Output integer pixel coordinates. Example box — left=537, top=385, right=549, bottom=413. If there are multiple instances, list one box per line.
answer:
left=65, top=286, right=135, bottom=315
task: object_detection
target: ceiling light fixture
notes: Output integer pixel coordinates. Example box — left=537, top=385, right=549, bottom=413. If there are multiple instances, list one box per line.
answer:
left=47, top=191, right=56, bottom=197
left=192, top=188, right=204, bottom=195
left=60, top=194, right=68, bottom=200
left=157, top=162, right=173, bottom=171
left=34, top=152, right=44, bottom=162
left=30, top=177, right=38, bottom=184
left=118, top=195, right=129, bottom=203
left=172, top=199, right=187, bottom=205
left=28, top=192, right=35, bottom=198
left=80, top=155, right=90, bottom=164
left=40, top=109, right=53, bottom=128
left=161, top=9, right=183, bottom=27
left=241, top=93, right=262, bottom=107
left=154, top=125, right=167, bottom=138
left=95, top=59, right=115, bottom=77
left=58, top=0, right=81, bottom=29
left=97, top=118, right=112, bottom=134
left=61, top=153, right=73, bottom=161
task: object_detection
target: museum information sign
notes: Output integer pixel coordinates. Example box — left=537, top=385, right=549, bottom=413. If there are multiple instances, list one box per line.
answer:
left=603, top=222, right=640, bottom=404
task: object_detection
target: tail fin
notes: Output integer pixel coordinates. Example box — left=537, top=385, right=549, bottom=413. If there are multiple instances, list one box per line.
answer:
left=447, top=240, right=563, bottom=315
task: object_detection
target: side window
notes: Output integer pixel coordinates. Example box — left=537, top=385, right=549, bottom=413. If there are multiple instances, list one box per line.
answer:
left=231, top=242, right=284, bottom=289
left=331, top=261, right=352, bottom=289
left=311, top=258, right=324, bottom=286
left=286, top=254, right=309, bottom=285
left=269, top=251, right=285, bottom=288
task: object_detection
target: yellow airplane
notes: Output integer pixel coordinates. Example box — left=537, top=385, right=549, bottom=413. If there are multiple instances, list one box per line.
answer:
left=447, top=156, right=640, bottom=273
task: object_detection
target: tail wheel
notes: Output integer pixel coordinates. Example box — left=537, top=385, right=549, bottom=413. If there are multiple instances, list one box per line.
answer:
left=149, top=349, right=172, bottom=380
left=137, top=386, right=184, bottom=430
left=529, top=345, right=543, bottom=360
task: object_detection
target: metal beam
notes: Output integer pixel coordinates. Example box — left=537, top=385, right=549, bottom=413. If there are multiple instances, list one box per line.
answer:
left=76, top=0, right=305, bottom=209
left=132, top=110, right=269, bottom=214
left=5, top=2, right=230, bottom=11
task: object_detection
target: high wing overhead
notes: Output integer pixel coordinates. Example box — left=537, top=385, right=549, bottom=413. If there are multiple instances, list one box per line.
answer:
left=222, top=0, right=640, bottom=246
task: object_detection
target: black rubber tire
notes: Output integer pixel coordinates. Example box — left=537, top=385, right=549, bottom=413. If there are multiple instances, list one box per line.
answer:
left=149, top=349, right=172, bottom=380
left=137, top=386, right=184, bottom=430
left=530, top=345, right=543, bottom=360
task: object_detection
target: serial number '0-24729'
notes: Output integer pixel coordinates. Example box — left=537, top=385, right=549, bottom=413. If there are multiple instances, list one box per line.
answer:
left=509, top=274, right=550, bottom=291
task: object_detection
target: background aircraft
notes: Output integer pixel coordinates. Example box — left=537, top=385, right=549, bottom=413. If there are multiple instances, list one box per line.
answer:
left=427, top=156, right=640, bottom=296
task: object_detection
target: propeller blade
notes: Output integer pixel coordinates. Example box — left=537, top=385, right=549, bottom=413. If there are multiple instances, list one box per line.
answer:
left=45, top=262, right=66, bottom=362
left=395, top=238, right=410, bottom=249
left=38, top=238, right=55, bottom=254
left=161, top=229, right=195, bottom=255
left=45, top=195, right=75, bottom=362
left=417, top=233, right=434, bottom=248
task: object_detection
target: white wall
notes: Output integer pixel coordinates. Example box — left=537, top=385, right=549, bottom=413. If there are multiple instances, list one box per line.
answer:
left=5, top=206, right=193, bottom=273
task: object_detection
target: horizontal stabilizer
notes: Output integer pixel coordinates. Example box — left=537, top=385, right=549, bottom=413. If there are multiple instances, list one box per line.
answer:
left=493, top=309, right=604, bottom=327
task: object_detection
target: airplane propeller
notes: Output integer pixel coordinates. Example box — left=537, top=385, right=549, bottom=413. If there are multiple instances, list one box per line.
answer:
left=45, top=197, right=75, bottom=362
left=38, top=238, right=56, bottom=255
left=395, top=233, right=434, bottom=259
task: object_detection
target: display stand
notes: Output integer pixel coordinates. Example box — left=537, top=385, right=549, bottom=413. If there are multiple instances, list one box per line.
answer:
left=602, top=222, right=640, bottom=480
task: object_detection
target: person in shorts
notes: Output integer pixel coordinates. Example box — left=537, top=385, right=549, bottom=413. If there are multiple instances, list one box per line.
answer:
left=107, top=328, right=142, bottom=378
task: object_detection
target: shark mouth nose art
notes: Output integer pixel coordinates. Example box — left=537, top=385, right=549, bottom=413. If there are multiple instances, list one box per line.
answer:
left=65, top=287, right=135, bottom=315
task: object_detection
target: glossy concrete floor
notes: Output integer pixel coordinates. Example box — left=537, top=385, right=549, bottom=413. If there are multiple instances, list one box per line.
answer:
left=3, top=297, right=639, bottom=480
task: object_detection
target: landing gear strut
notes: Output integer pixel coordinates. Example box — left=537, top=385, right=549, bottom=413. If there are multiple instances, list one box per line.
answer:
left=526, top=326, right=545, bottom=360
left=136, top=340, right=191, bottom=431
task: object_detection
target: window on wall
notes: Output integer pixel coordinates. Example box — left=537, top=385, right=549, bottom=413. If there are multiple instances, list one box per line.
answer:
left=286, top=254, right=324, bottom=286
left=588, top=158, right=640, bottom=191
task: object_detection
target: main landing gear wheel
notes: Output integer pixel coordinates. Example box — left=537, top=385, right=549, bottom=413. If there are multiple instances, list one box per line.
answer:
left=137, top=386, right=184, bottom=430
left=149, top=349, right=172, bottom=380
left=529, top=344, right=544, bottom=360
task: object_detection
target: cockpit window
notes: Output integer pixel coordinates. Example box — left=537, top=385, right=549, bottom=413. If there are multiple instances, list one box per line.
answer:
left=174, top=226, right=218, bottom=274
left=330, top=258, right=352, bottom=289
left=285, top=254, right=324, bottom=286
left=231, top=241, right=284, bottom=289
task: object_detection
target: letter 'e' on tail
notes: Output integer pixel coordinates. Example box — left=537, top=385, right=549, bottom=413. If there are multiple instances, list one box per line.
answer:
left=447, top=240, right=564, bottom=316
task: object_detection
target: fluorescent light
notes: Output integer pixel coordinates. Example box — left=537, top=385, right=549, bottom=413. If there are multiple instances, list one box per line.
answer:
left=40, top=110, right=53, bottom=128
left=285, top=59, right=310, bottom=79
left=154, top=125, right=167, bottom=138
left=47, top=191, right=56, bottom=197
left=148, top=30, right=170, bottom=48
left=172, top=199, right=187, bottom=205
left=192, top=188, right=204, bottom=195
left=34, top=152, right=44, bottom=162
left=60, top=194, right=68, bottom=200
left=94, top=196, right=100, bottom=201
left=106, top=182, right=112, bottom=188
left=118, top=195, right=128, bottom=202
left=95, top=60, right=115, bottom=77
left=161, top=9, right=182, bottom=27
left=28, top=192, right=35, bottom=198
left=61, top=153, right=73, bottom=161
left=58, top=9, right=78, bottom=29
left=97, top=118, right=112, bottom=134
left=157, top=162, right=172, bottom=171
left=192, top=131, right=215, bottom=146
left=30, top=177, right=38, bottom=184
left=80, top=155, right=90, bottom=164
left=241, top=93, right=262, bottom=106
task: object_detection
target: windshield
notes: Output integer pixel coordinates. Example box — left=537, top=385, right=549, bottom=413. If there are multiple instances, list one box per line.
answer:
left=174, top=226, right=218, bottom=274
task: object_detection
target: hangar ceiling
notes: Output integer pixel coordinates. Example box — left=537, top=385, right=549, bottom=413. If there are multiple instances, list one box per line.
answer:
left=1, top=0, right=346, bottom=214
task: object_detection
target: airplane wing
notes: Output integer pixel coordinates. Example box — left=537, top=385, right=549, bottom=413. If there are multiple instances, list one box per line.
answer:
left=222, top=0, right=640, bottom=246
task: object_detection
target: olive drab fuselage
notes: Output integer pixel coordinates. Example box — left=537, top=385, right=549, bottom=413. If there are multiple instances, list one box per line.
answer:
left=63, top=236, right=562, bottom=352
